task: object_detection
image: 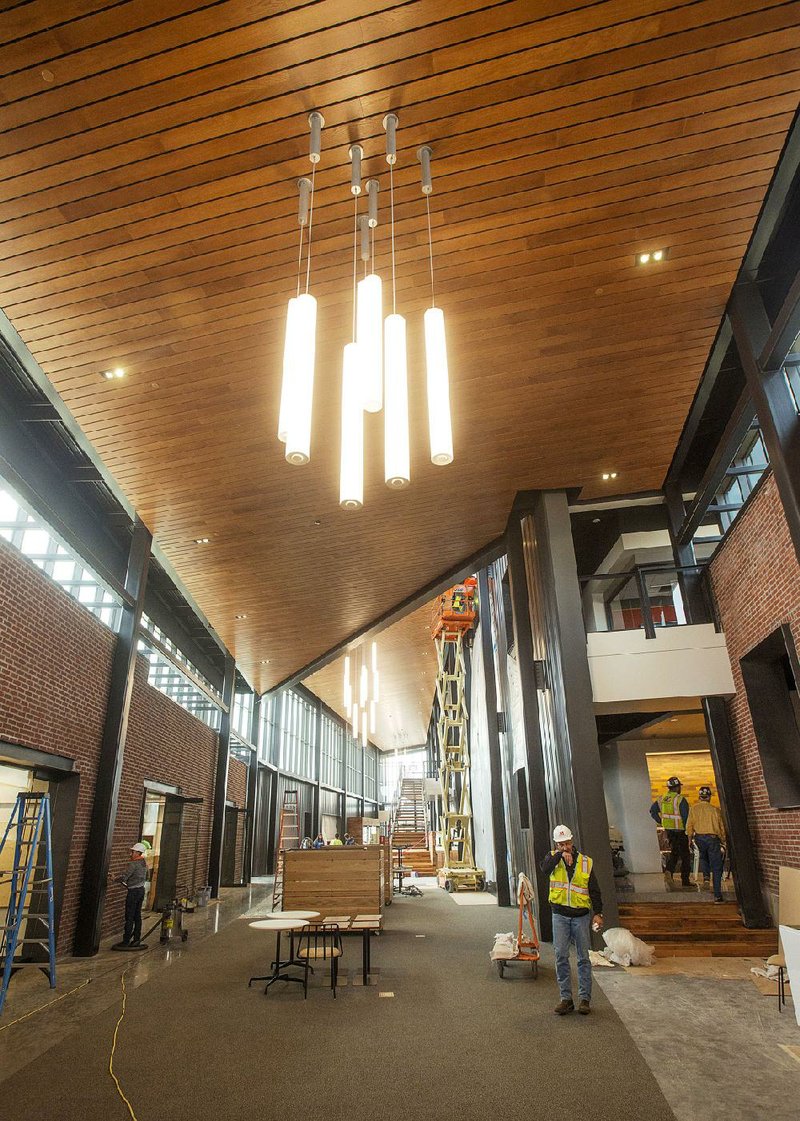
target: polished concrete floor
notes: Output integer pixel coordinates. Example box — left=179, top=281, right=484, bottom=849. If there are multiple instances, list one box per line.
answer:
left=1, top=884, right=798, bottom=1121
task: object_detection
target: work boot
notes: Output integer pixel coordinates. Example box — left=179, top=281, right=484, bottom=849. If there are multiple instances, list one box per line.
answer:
left=578, top=1000, right=591, bottom=1015
left=663, top=871, right=674, bottom=891
left=702, top=877, right=711, bottom=890
left=714, top=896, right=725, bottom=904
left=554, top=999, right=574, bottom=1015
left=111, top=941, right=131, bottom=951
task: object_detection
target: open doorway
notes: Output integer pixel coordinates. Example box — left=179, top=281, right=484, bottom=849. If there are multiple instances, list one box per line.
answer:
left=0, top=747, right=79, bottom=953
left=600, top=712, right=733, bottom=902
left=140, top=785, right=204, bottom=911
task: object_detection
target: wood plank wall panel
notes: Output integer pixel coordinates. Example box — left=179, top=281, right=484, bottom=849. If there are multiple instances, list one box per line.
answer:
left=0, top=1, right=798, bottom=699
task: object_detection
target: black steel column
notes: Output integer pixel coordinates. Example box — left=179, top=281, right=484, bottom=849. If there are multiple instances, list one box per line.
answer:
left=243, top=695, right=261, bottom=884
left=506, top=510, right=554, bottom=939
left=73, top=517, right=151, bottom=956
left=532, top=493, right=618, bottom=929
left=478, top=568, right=512, bottom=907
left=730, top=281, right=800, bottom=564
left=208, top=655, right=236, bottom=898
left=312, top=697, right=322, bottom=836
left=663, top=481, right=709, bottom=624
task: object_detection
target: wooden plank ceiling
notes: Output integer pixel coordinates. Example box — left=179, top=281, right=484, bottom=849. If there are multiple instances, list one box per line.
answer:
left=1, top=1, right=799, bottom=738
left=306, top=598, right=438, bottom=749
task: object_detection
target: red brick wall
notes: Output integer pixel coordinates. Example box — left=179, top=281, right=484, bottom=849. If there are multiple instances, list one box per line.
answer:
left=709, top=473, right=800, bottom=895
left=0, top=537, right=221, bottom=950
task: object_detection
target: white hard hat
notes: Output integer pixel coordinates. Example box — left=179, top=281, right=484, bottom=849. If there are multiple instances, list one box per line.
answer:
left=553, top=824, right=573, bottom=843
left=131, top=842, right=148, bottom=854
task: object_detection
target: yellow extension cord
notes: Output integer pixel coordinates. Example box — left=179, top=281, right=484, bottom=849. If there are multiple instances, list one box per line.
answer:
left=1, top=962, right=140, bottom=1120
left=109, top=961, right=139, bottom=1121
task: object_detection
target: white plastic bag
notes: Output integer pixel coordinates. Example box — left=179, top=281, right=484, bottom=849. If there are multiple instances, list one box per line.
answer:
left=602, top=926, right=655, bottom=967
left=490, top=932, right=518, bottom=961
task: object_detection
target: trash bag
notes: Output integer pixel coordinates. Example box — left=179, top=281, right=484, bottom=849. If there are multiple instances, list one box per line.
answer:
left=601, top=926, right=655, bottom=967
left=490, top=932, right=518, bottom=961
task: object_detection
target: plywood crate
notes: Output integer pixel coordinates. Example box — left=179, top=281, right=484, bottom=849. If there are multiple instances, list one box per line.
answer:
left=283, top=847, right=383, bottom=918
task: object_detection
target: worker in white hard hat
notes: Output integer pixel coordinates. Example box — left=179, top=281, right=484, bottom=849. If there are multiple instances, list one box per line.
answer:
left=111, top=842, right=150, bottom=951
left=540, top=824, right=603, bottom=1016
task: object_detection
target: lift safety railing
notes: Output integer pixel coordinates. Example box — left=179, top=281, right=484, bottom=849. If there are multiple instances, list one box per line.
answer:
left=579, top=563, right=719, bottom=640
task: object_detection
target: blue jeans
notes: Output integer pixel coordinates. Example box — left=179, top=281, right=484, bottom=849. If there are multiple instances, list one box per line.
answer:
left=695, top=834, right=724, bottom=898
left=552, top=912, right=592, bottom=1002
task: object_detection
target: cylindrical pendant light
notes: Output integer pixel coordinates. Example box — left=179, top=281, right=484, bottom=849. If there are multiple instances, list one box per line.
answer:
left=352, top=702, right=359, bottom=738
left=383, top=114, right=410, bottom=489
left=424, top=307, right=453, bottom=466
left=370, top=700, right=376, bottom=736
left=339, top=342, right=364, bottom=509
left=278, top=115, right=323, bottom=463
left=357, top=273, right=383, bottom=414
left=371, top=641, right=378, bottom=672
left=361, top=708, right=368, bottom=748
left=373, top=668, right=380, bottom=703
left=360, top=662, right=368, bottom=707
left=384, top=312, right=410, bottom=486
left=418, top=143, right=454, bottom=467
left=281, top=293, right=317, bottom=464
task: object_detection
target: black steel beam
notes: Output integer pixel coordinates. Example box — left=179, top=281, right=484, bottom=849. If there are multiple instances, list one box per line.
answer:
left=676, top=384, right=756, bottom=546
left=666, top=320, right=733, bottom=487
left=477, top=568, right=512, bottom=907
left=208, top=655, right=236, bottom=898
left=730, top=281, right=800, bottom=564
left=760, top=267, right=800, bottom=372
left=73, top=518, right=151, bottom=956
left=266, top=534, right=506, bottom=695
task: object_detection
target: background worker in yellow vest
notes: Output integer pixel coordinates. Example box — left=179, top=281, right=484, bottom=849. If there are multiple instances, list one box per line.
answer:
left=540, top=824, right=603, bottom=1016
left=649, top=776, right=691, bottom=889
left=686, top=785, right=727, bottom=903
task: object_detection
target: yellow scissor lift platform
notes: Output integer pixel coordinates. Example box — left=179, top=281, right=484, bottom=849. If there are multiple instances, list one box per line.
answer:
left=431, top=582, right=485, bottom=893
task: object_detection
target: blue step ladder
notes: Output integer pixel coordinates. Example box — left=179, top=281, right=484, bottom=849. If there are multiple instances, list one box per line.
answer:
left=0, top=792, right=57, bottom=1015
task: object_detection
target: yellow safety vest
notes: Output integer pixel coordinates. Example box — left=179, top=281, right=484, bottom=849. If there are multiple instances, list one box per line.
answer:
left=548, top=853, right=593, bottom=910
left=659, top=793, right=686, bottom=831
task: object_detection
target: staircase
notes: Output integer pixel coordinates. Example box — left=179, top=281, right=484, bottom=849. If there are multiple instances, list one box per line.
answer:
left=392, top=778, right=436, bottom=877
left=618, top=900, right=778, bottom=957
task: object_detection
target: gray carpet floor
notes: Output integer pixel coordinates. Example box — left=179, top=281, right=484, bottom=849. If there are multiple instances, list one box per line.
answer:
left=3, top=889, right=675, bottom=1120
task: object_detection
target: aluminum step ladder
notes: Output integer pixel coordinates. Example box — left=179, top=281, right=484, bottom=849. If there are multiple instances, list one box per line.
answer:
left=0, top=792, right=56, bottom=1015
left=271, top=790, right=300, bottom=911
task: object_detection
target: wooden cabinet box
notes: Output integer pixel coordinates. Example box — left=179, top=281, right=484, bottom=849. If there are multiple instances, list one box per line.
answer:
left=283, top=846, right=383, bottom=918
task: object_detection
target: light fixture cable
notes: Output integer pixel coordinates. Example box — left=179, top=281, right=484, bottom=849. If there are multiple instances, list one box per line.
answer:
left=304, top=160, right=316, bottom=296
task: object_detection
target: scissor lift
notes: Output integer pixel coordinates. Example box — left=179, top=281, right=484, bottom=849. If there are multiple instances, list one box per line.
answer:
left=431, top=581, right=485, bottom=893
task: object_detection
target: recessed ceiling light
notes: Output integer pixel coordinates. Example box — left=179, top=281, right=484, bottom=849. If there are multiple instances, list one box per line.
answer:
left=102, top=367, right=125, bottom=380
left=234, top=613, right=247, bottom=620
left=637, top=249, right=666, bottom=266
left=639, top=253, right=650, bottom=265
left=592, top=518, right=601, bottom=524
left=261, top=659, right=270, bottom=664
left=602, top=472, right=618, bottom=481
left=194, top=537, right=210, bottom=544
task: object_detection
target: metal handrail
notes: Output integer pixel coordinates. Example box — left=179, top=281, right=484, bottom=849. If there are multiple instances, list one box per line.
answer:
left=578, top=562, right=718, bottom=640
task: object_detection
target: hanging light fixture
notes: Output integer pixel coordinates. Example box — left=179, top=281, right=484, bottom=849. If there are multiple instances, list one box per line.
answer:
left=357, top=178, right=383, bottom=413
left=343, top=653, right=351, bottom=709
left=278, top=111, right=458, bottom=505
left=383, top=113, right=410, bottom=489
left=340, top=145, right=365, bottom=509
left=418, top=143, right=454, bottom=466
left=279, top=112, right=323, bottom=465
